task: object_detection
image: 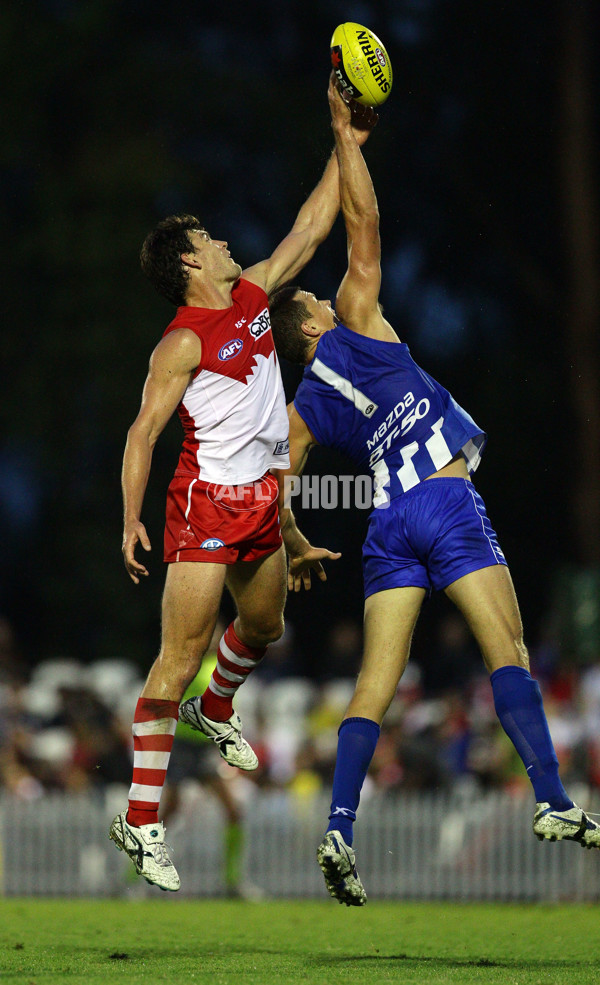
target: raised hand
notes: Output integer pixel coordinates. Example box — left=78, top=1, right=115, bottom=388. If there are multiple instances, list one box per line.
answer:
left=328, top=71, right=378, bottom=145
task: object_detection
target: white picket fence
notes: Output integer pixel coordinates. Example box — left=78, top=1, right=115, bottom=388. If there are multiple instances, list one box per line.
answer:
left=2, top=788, right=600, bottom=900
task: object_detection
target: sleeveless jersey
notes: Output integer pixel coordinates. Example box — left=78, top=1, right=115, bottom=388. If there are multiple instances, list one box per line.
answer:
left=163, top=279, right=289, bottom=485
left=293, top=324, right=486, bottom=507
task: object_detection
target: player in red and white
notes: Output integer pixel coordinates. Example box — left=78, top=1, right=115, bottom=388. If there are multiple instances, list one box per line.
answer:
left=109, top=95, right=378, bottom=891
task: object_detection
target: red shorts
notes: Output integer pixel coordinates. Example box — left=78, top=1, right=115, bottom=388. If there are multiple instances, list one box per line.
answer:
left=163, top=471, right=282, bottom=564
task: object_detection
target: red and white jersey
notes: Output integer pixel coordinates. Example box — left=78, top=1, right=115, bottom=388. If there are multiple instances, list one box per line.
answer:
left=163, top=279, right=290, bottom=484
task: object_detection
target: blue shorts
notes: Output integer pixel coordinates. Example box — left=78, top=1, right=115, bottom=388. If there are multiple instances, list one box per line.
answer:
left=362, top=478, right=507, bottom=599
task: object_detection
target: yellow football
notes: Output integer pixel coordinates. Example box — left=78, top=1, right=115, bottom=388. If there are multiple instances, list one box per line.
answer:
left=330, top=22, right=393, bottom=107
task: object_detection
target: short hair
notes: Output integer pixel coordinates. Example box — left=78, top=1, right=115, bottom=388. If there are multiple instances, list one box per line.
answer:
left=140, top=214, right=205, bottom=306
left=268, top=284, right=313, bottom=364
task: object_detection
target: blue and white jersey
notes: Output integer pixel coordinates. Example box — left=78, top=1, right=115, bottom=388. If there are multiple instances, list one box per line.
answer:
left=293, top=324, right=486, bottom=508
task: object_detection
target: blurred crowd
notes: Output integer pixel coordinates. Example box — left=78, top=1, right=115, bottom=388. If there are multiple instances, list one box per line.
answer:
left=2, top=610, right=600, bottom=811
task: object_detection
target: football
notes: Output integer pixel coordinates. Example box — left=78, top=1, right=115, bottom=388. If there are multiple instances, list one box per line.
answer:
left=330, top=22, right=393, bottom=107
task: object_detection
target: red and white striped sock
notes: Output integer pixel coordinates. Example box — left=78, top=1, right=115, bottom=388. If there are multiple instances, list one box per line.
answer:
left=200, top=622, right=266, bottom=722
left=126, top=697, right=179, bottom=828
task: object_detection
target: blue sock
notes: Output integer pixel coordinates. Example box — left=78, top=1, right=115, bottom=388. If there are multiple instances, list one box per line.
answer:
left=326, top=716, right=381, bottom=846
left=490, top=665, right=573, bottom=810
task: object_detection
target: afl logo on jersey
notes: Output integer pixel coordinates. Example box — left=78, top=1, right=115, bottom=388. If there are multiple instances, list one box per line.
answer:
left=200, top=538, right=225, bottom=551
left=218, top=338, right=244, bottom=361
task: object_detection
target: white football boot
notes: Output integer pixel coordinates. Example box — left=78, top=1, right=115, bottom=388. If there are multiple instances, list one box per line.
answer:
left=179, top=696, right=258, bottom=771
left=316, top=830, right=367, bottom=906
left=109, top=811, right=180, bottom=891
left=533, top=802, right=600, bottom=848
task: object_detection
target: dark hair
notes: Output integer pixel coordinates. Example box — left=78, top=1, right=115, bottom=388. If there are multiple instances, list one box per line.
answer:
left=140, top=214, right=205, bottom=306
left=268, top=284, right=312, bottom=364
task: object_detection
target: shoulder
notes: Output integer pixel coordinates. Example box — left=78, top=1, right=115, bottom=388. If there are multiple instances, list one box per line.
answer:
left=236, top=277, right=268, bottom=300
left=233, top=278, right=269, bottom=319
left=237, top=267, right=270, bottom=297
left=307, top=327, right=352, bottom=375
left=334, top=305, right=401, bottom=344
left=163, top=305, right=202, bottom=336
left=313, top=325, right=345, bottom=359
left=152, top=327, right=202, bottom=374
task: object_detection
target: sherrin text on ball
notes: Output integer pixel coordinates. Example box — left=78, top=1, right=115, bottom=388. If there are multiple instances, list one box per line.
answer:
left=330, top=22, right=393, bottom=107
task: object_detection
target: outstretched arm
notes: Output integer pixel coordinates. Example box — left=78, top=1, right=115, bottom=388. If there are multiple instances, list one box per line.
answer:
left=243, top=81, right=377, bottom=296
left=274, top=402, right=341, bottom=592
left=329, top=77, right=398, bottom=342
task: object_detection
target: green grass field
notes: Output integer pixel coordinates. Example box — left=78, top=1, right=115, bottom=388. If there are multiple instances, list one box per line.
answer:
left=1, top=899, right=599, bottom=985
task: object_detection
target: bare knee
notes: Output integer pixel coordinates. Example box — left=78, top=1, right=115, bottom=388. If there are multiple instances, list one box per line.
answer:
left=262, top=615, right=285, bottom=646
left=236, top=614, right=285, bottom=649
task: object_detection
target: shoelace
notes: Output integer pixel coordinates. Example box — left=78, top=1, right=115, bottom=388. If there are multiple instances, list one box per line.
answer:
left=213, top=725, right=243, bottom=750
left=151, top=840, right=175, bottom=868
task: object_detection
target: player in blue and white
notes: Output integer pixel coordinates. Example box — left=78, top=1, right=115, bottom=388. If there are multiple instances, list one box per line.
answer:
left=270, top=75, right=600, bottom=906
